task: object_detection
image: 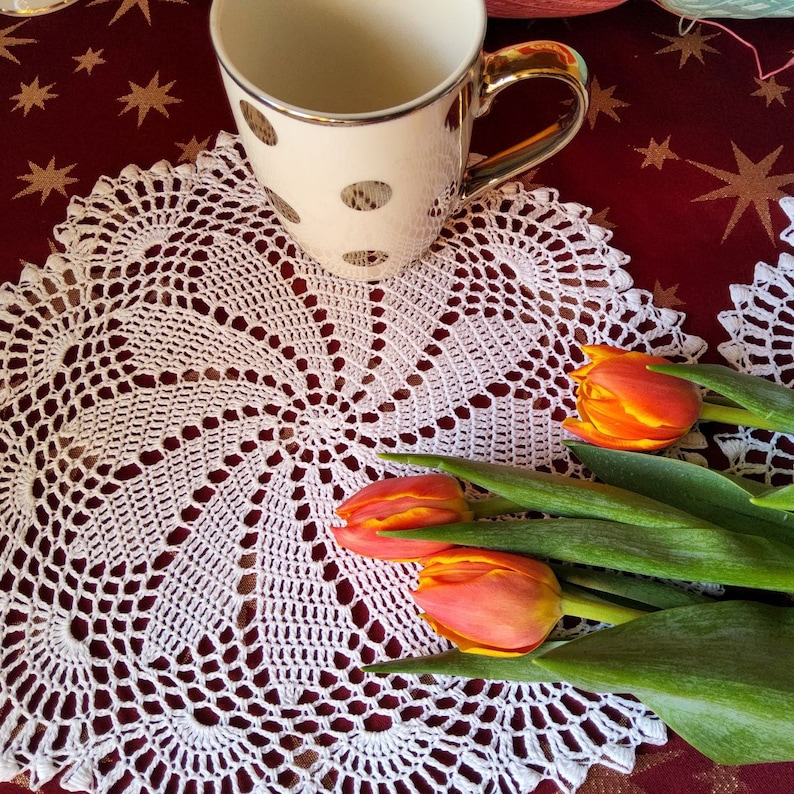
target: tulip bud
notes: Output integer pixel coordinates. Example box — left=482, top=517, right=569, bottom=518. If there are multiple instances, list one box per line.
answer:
left=411, top=549, right=563, bottom=657
left=333, top=474, right=472, bottom=561
left=562, top=344, right=701, bottom=451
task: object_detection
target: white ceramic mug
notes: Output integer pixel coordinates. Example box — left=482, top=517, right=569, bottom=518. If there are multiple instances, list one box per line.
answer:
left=0, top=0, right=79, bottom=14
left=210, top=0, right=589, bottom=281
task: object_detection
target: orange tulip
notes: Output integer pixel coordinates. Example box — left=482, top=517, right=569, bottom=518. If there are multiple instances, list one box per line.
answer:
left=333, top=474, right=472, bottom=561
left=411, top=548, right=563, bottom=657
left=562, top=344, right=701, bottom=451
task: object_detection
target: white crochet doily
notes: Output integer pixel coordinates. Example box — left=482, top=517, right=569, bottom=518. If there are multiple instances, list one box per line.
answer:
left=715, top=196, right=794, bottom=480
left=0, top=132, right=710, bottom=794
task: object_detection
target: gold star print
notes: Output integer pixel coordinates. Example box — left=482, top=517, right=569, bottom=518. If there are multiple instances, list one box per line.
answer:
left=73, top=47, right=106, bottom=75
left=89, top=0, right=187, bottom=25
left=654, top=26, right=721, bottom=68
left=586, top=75, right=630, bottom=129
left=578, top=749, right=683, bottom=793
left=175, top=135, right=211, bottom=164
left=695, top=764, right=749, bottom=794
left=518, top=167, right=544, bottom=191
left=635, top=135, right=679, bottom=170
left=689, top=143, right=794, bottom=242
left=14, top=157, right=79, bottom=204
left=751, top=76, right=789, bottom=107
left=653, top=280, right=685, bottom=309
left=11, top=76, right=57, bottom=116
left=0, top=21, right=37, bottom=64
left=589, top=207, right=616, bottom=230
left=118, top=71, right=182, bottom=127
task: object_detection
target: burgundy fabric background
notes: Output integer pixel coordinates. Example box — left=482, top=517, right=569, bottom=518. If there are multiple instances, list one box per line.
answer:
left=2, top=0, right=794, bottom=792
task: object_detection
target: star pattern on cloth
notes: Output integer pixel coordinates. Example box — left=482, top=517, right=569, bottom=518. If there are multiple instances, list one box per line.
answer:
left=89, top=0, right=187, bottom=25
left=654, top=26, right=721, bottom=68
left=751, top=76, right=789, bottom=107
left=13, top=157, right=79, bottom=204
left=689, top=143, right=794, bottom=242
left=11, top=76, right=57, bottom=116
left=518, top=167, right=544, bottom=191
left=695, top=764, right=750, bottom=794
left=578, top=749, right=684, bottom=793
left=73, top=47, right=106, bottom=75
left=586, top=75, right=630, bottom=129
left=653, top=280, right=685, bottom=309
left=175, top=135, right=212, bottom=164
left=0, top=21, right=37, bottom=64
left=118, top=71, right=182, bottom=127
left=634, top=135, right=679, bottom=170
left=589, top=207, right=616, bottom=230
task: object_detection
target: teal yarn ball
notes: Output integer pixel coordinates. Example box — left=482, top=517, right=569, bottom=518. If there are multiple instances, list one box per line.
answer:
left=657, top=0, right=794, bottom=18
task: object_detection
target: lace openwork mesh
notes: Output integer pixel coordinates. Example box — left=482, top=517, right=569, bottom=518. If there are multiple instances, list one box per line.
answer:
left=715, top=196, right=794, bottom=484
left=1, top=133, right=718, bottom=794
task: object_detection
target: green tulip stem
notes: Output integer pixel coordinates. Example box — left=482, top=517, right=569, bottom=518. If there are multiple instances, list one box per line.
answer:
left=559, top=583, right=648, bottom=626
left=467, top=495, right=524, bottom=518
left=700, top=401, right=779, bottom=431
left=698, top=401, right=782, bottom=432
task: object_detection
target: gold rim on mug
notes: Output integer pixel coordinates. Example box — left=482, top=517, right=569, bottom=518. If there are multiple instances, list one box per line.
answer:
left=209, top=0, right=486, bottom=126
left=0, top=0, right=80, bottom=15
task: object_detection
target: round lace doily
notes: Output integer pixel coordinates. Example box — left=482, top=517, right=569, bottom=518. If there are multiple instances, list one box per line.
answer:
left=715, top=196, right=794, bottom=482
left=0, top=133, right=707, bottom=794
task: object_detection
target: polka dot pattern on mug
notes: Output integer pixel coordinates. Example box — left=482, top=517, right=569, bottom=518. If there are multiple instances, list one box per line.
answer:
left=340, top=181, right=393, bottom=211
left=240, top=100, right=278, bottom=146
left=264, top=187, right=300, bottom=224
left=227, top=73, right=483, bottom=279
left=341, top=250, right=390, bottom=267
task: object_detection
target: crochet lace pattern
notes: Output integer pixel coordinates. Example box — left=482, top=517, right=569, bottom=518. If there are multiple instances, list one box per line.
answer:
left=2, top=133, right=715, bottom=794
left=715, top=196, right=794, bottom=481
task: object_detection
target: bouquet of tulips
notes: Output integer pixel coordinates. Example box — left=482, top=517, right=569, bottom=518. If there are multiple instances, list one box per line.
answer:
left=331, top=346, right=794, bottom=767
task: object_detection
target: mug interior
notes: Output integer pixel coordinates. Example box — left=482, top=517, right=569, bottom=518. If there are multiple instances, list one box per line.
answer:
left=211, top=0, right=485, bottom=118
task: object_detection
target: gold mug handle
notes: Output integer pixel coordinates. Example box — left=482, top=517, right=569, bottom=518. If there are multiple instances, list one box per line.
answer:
left=462, top=40, right=589, bottom=203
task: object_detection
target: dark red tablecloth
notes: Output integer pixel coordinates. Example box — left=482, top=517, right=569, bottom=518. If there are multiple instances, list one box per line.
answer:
left=2, top=1, right=794, bottom=792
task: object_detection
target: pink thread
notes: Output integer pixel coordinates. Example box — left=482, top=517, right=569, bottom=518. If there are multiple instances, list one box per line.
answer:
left=485, top=0, right=626, bottom=17
left=657, top=2, right=794, bottom=80
left=694, top=17, right=794, bottom=79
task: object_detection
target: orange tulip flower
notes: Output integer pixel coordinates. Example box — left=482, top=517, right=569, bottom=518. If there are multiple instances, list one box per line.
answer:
left=333, top=474, right=472, bottom=561
left=411, top=548, right=563, bottom=657
left=563, top=344, right=701, bottom=451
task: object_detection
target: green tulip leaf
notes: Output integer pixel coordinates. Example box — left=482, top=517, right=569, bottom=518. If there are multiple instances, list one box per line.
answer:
left=566, top=442, right=794, bottom=547
left=750, top=483, right=794, bottom=513
left=379, top=452, right=709, bottom=529
left=533, top=601, right=794, bottom=765
left=648, top=363, right=794, bottom=434
left=382, top=519, right=794, bottom=592
left=550, top=565, right=713, bottom=610
left=362, top=642, right=569, bottom=682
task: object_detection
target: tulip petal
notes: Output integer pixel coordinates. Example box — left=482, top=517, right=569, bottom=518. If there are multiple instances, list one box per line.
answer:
left=580, top=344, right=630, bottom=364
left=418, top=614, right=540, bottom=657
left=562, top=417, right=677, bottom=451
left=349, top=504, right=473, bottom=531
left=335, top=474, right=466, bottom=520
left=420, top=548, right=561, bottom=590
left=566, top=345, right=702, bottom=451
left=330, top=524, right=453, bottom=561
left=413, top=569, right=562, bottom=652
left=332, top=473, right=471, bottom=560
left=581, top=399, right=686, bottom=441
left=584, top=355, right=700, bottom=429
